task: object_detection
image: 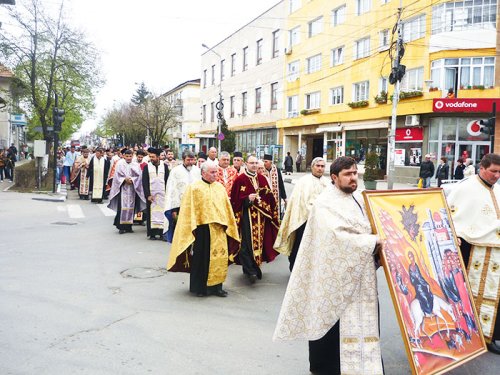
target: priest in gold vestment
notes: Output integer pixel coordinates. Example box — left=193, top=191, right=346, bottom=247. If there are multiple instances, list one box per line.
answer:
left=274, top=157, right=329, bottom=271
left=274, top=157, right=383, bottom=375
left=167, top=163, right=240, bottom=297
left=447, top=153, right=500, bottom=354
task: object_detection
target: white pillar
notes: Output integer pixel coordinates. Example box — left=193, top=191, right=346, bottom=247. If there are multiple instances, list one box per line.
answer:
left=323, top=132, right=328, bottom=160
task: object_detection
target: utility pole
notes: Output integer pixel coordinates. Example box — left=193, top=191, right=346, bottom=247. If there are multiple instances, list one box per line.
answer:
left=387, top=2, right=405, bottom=190
left=52, top=94, right=65, bottom=193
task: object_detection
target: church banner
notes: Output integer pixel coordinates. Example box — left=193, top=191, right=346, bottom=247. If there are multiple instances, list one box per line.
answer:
left=363, top=189, right=486, bottom=375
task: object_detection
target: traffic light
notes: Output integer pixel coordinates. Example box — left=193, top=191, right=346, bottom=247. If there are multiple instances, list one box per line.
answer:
left=53, top=107, right=65, bottom=132
left=479, top=117, right=495, bottom=135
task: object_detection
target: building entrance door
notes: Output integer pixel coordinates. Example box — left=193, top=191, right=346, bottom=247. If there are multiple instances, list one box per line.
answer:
left=456, top=142, right=490, bottom=165
left=312, top=138, right=323, bottom=159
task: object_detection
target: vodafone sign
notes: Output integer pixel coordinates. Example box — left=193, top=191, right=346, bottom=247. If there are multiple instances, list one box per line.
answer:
left=396, top=127, right=423, bottom=142
left=433, top=98, right=499, bottom=113
left=466, top=120, right=484, bottom=136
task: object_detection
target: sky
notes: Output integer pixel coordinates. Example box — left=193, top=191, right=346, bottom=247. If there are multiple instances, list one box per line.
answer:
left=1, top=0, right=278, bottom=136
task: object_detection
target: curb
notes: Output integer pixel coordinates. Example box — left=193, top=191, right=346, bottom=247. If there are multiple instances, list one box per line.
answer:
left=31, top=183, right=67, bottom=202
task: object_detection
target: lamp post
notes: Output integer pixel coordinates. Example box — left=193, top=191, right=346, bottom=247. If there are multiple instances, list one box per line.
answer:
left=202, top=43, right=223, bottom=154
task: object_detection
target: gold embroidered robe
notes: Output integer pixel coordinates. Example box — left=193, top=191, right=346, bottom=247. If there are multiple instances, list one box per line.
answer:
left=167, top=180, right=240, bottom=286
left=447, top=175, right=500, bottom=341
left=274, top=174, right=329, bottom=255
left=274, top=184, right=383, bottom=374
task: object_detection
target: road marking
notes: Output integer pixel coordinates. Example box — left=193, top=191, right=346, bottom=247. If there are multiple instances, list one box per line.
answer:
left=67, top=204, right=85, bottom=219
left=97, top=204, right=116, bottom=217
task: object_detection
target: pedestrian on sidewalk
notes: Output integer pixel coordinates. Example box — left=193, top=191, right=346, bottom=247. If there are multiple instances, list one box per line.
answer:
left=0, top=149, right=6, bottom=182
left=63, top=146, right=78, bottom=190
left=435, top=157, right=449, bottom=187
left=419, top=154, right=434, bottom=188
left=295, top=151, right=303, bottom=173
left=5, top=148, right=15, bottom=182
left=284, top=151, right=293, bottom=175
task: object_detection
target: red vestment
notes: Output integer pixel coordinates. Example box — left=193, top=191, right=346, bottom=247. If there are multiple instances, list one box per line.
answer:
left=216, top=165, right=238, bottom=197
left=231, top=170, right=279, bottom=265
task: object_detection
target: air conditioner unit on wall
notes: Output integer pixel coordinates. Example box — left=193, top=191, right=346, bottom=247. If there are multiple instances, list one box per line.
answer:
left=405, top=115, right=420, bottom=126
left=285, top=47, right=292, bottom=55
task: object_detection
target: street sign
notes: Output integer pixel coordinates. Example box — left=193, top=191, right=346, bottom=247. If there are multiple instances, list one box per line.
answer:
left=433, top=98, right=499, bottom=113
left=33, top=127, right=54, bottom=132
left=11, top=113, right=27, bottom=126
left=217, top=133, right=225, bottom=141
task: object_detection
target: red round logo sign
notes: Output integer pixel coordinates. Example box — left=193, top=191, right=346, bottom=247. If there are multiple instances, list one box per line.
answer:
left=466, top=120, right=482, bottom=136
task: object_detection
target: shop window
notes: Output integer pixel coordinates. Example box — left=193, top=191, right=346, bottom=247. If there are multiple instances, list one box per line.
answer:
left=442, top=119, right=457, bottom=140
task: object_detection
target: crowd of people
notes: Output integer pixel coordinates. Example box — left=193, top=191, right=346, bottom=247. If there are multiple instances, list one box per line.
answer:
left=59, top=143, right=500, bottom=372
left=0, top=143, right=19, bottom=183
left=419, top=153, right=480, bottom=188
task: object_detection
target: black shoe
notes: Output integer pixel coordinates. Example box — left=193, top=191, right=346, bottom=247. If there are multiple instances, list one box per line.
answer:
left=196, top=293, right=206, bottom=297
left=126, top=229, right=134, bottom=233
left=119, top=229, right=126, bottom=234
left=487, top=341, right=500, bottom=355
left=248, top=274, right=258, bottom=284
left=149, top=236, right=156, bottom=240
left=213, top=289, right=228, bottom=297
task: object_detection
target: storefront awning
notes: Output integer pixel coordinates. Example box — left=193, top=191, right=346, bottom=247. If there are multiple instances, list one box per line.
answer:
left=316, top=125, right=342, bottom=133
left=342, top=120, right=389, bottom=131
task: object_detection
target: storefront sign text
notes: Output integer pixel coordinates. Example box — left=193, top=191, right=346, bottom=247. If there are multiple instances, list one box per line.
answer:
left=432, top=98, right=499, bottom=113
left=396, top=127, right=423, bottom=142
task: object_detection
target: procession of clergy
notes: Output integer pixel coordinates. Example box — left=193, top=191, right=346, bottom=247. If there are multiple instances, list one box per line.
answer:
left=71, top=144, right=500, bottom=374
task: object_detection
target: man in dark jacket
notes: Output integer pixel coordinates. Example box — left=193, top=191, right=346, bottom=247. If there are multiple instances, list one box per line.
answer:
left=435, top=157, right=449, bottom=187
left=454, top=159, right=465, bottom=180
left=419, top=154, right=434, bottom=188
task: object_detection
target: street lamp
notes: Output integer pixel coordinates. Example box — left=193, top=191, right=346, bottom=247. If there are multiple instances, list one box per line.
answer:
left=202, top=43, right=223, bottom=154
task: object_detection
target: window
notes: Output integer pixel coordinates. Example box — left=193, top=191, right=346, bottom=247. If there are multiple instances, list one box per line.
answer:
left=305, top=91, right=321, bottom=109
left=271, top=83, right=278, bottom=110
left=308, top=16, right=323, bottom=37
left=289, top=0, right=301, bottom=14
left=432, top=0, right=497, bottom=35
left=289, top=26, right=301, bottom=46
left=203, top=69, right=207, bottom=88
left=356, top=0, right=371, bottom=15
left=307, top=54, right=322, bottom=73
left=431, top=57, right=495, bottom=90
left=402, top=15, right=425, bottom=42
left=242, top=92, right=247, bottom=116
left=379, top=77, right=388, bottom=93
left=331, top=46, right=344, bottom=66
left=381, top=0, right=390, bottom=4
left=354, top=37, right=370, bottom=59
left=287, top=60, right=299, bottom=81
left=202, top=105, right=206, bottom=123
left=210, top=102, right=215, bottom=122
left=256, top=39, right=263, bottom=65
left=353, top=81, right=370, bottom=101
left=287, top=95, right=298, bottom=117
left=211, top=65, right=215, bottom=85
left=231, top=54, right=236, bottom=76
left=242, top=47, right=248, bottom=71
left=332, top=5, right=346, bottom=26
left=230, top=96, right=235, bottom=118
left=379, top=29, right=389, bottom=50
left=400, top=67, right=424, bottom=91
left=220, top=60, right=225, bottom=81
left=272, top=30, right=279, bottom=58
left=255, top=87, right=262, bottom=113
left=330, top=86, right=344, bottom=105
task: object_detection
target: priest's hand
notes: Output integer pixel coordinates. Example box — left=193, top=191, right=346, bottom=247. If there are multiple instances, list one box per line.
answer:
left=148, top=195, right=154, bottom=203
left=373, top=240, right=383, bottom=256
left=249, top=193, right=257, bottom=202
left=172, top=212, right=178, bottom=220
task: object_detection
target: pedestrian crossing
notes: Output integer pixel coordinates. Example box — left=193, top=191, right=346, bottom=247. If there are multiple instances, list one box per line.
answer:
left=57, top=202, right=116, bottom=219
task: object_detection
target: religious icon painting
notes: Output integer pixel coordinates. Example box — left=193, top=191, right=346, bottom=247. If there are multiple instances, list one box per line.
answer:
left=362, top=189, right=487, bottom=375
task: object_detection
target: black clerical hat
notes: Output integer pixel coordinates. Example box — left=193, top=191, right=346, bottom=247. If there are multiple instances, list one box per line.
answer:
left=263, top=154, right=273, bottom=161
left=233, top=151, right=243, bottom=158
left=198, top=152, right=207, bottom=159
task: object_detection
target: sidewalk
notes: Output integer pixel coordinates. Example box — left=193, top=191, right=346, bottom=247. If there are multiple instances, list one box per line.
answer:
left=283, top=171, right=418, bottom=190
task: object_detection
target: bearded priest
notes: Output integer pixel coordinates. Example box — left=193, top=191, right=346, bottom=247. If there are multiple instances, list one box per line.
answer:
left=274, top=156, right=384, bottom=375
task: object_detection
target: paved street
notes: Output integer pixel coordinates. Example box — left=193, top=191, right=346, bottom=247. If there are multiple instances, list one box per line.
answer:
left=0, top=180, right=497, bottom=374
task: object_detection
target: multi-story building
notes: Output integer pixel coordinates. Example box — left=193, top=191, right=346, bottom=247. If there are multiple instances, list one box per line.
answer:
left=199, top=1, right=286, bottom=162
left=162, top=79, right=201, bottom=156
left=0, top=64, right=14, bottom=150
left=279, top=0, right=499, bottom=181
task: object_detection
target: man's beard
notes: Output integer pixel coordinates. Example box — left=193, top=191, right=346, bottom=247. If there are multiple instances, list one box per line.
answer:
left=338, top=183, right=357, bottom=194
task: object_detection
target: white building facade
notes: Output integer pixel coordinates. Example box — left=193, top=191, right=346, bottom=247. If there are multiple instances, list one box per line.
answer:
left=199, top=1, right=286, bottom=163
left=162, top=79, right=201, bottom=157
left=0, top=65, right=14, bottom=150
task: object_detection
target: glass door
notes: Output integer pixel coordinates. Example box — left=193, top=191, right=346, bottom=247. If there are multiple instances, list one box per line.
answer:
left=456, top=142, right=490, bottom=164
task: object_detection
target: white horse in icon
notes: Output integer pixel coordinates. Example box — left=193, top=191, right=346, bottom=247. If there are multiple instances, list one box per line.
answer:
left=410, top=295, right=456, bottom=340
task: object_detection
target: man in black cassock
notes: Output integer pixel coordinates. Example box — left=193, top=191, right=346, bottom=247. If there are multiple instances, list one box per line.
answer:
left=142, top=148, right=169, bottom=240
left=88, top=148, right=111, bottom=203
